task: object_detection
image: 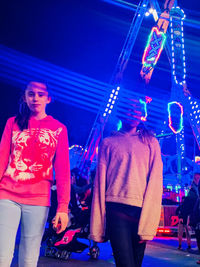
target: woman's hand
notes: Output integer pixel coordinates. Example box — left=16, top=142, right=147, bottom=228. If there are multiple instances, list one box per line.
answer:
left=52, top=212, right=69, bottom=234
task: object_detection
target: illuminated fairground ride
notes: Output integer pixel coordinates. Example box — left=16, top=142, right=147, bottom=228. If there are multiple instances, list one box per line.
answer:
left=0, top=0, right=199, bottom=201
left=75, top=0, right=200, bottom=199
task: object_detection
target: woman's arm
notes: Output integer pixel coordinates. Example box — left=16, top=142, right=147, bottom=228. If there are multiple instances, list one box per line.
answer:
left=90, top=140, right=108, bottom=242
left=53, top=125, right=71, bottom=233
left=138, top=138, right=163, bottom=241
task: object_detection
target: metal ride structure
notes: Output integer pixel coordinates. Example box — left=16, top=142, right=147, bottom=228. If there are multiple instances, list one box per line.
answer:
left=77, top=0, right=200, bottom=193
left=140, top=0, right=175, bottom=83
left=0, top=1, right=199, bottom=191
left=77, top=0, right=170, bottom=176
left=1, top=0, right=197, bottom=188
left=168, top=5, right=187, bottom=186
left=163, top=4, right=200, bottom=187
left=0, top=0, right=191, bottom=188
left=78, top=0, right=175, bottom=176
left=77, top=0, right=150, bottom=176
left=148, top=1, right=200, bottom=188
left=142, top=1, right=200, bottom=188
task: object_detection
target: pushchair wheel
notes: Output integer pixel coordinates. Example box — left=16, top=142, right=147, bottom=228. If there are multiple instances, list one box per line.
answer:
left=61, top=250, right=71, bottom=260
left=45, top=247, right=51, bottom=257
left=55, top=250, right=62, bottom=258
left=45, top=246, right=57, bottom=257
left=89, top=245, right=100, bottom=259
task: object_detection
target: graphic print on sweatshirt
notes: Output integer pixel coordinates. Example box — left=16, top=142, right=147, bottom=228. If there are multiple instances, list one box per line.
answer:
left=4, top=127, right=62, bottom=183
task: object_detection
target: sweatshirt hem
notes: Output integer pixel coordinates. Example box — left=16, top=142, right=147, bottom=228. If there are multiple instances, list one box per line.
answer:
left=0, top=191, right=50, bottom=207
left=106, top=196, right=143, bottom=207
left=89, top=234, right=104, bottom=243
left=139, top=235, right=154, bottom=241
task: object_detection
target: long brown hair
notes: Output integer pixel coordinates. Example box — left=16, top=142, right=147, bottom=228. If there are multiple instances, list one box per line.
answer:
left=137, top=122, right=154, bottom=144
left=15, top=95, right=31, bottom=131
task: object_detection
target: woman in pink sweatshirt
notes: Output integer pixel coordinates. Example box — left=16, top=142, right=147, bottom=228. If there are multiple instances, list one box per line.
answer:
left=90, top=101, right=163, bottom=267
left=0, top=81, right=71, bottom=267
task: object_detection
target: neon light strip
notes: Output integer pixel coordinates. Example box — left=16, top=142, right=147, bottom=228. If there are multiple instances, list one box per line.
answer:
left=139, top=99, right=148, bottom=121
left=103, top=86, right=120, bottom=117
left=117, top=120, right=122, bottom=131
left=145, top=96, right=152, bottom=103
left=170, top=7, right=186, bottom=85
left=142, top=27, right=166, bottom=68
left=168, top=101, right=184, bottom=134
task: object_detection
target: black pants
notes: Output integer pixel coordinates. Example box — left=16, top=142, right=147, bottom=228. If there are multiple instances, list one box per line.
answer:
left=106, top=202, right=146, bottom=267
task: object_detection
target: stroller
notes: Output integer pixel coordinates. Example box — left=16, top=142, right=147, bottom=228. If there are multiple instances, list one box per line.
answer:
left=43, top=178, right=100, bottom=260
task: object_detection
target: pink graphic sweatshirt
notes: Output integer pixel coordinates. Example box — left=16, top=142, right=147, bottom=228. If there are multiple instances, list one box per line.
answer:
left=0, top=116, right=70, bottom=213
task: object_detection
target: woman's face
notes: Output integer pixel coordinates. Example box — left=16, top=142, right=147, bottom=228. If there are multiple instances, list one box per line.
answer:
left=119, top=98, right=143, bottom=129
left=24, top=82, right=51, bottom=115
left=121, top=107, right=142, bottom=129
left=121, top=119, right=140, bottom=131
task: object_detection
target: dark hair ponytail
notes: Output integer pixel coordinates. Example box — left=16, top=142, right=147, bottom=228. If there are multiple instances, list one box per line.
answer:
left=137, top=122, right=154, bottom=144
left=14, top=81, right=50, bottom=131
left=15, top=95, right=31, bottom=131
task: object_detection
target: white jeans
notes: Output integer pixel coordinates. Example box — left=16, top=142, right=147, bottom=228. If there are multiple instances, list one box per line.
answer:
left=0, top=199, right=49, bottom=267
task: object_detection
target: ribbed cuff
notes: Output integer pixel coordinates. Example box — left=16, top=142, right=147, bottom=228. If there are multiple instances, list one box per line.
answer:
left=139, top=234, right=154, bottom=241
left=57, top=202, right=69, bottom=213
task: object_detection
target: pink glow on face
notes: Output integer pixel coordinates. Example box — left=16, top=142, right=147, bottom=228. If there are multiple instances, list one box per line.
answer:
left=25, top=82, right=51, bottom=115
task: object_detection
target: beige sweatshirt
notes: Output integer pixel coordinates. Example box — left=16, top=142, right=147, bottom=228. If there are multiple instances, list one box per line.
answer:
left=90, top=131, right=163, bottom=242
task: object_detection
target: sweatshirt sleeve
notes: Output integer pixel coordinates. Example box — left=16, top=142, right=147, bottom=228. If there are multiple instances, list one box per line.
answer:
left=138, top=137, right=163, bottom=241
left=54, top=125, right=71, bottom=213
left=90, top=140, right=108, bottom=242
left=0, top=118, right=14, bottom=180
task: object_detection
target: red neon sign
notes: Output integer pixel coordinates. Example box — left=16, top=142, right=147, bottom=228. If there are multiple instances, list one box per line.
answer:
left=168, top=101, right=184, bottom=134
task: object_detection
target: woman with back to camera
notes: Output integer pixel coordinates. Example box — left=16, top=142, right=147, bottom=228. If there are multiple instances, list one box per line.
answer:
left=90, top=99, right=163, bottom=267
left=0, top=81, right=71, bottom=267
